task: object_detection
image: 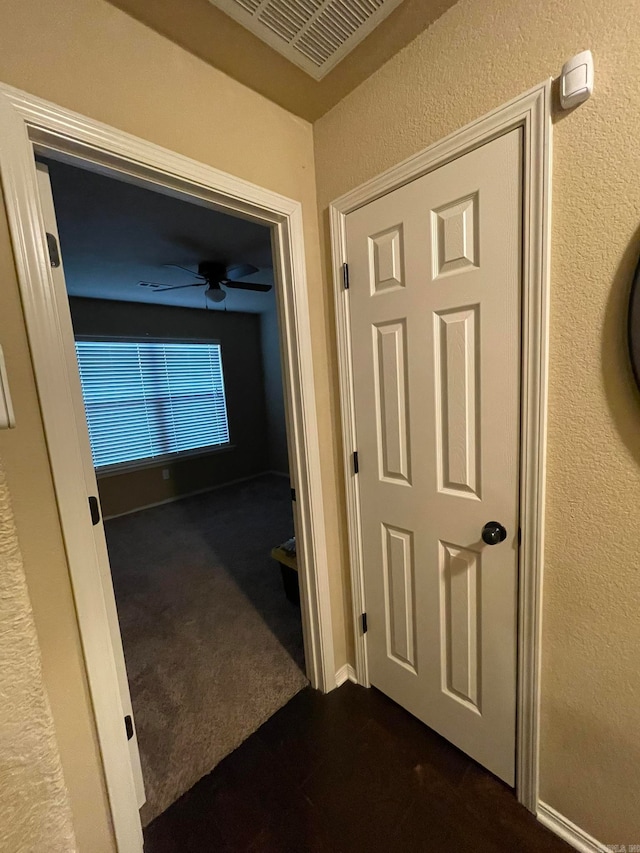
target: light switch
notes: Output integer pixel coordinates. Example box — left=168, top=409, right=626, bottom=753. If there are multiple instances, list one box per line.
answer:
left=0, top=346, right=16, bottom=429
left=562, top=66, right=588, bottom=98
left=559, top=50, right=594, bottom=110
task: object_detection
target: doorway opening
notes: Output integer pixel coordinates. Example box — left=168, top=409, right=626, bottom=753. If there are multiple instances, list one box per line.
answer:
left=38, top=155, right=310, bottom=824
left=0, top=80, right=335, bottom=852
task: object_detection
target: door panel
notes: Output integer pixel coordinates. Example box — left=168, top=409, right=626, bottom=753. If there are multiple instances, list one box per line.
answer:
left=373, top=320, right=410, bottom=483
left=346, top=129, right=522, bottom=784
left=382, top=522, right=416, bottom=671
left=440, top=541, right=480, bottom=710
left=36, top=163, right=146, bottom=808
left=434, top=306, right=479, bottom=497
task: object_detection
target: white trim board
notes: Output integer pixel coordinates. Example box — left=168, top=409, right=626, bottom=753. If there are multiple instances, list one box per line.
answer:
left=335, top=663, right=357, bottom=687
left=329, top=81, right=552, bottom=814
left=537, top=803, right=609, bottom=853
left=0, top=81, right=335, bottom=853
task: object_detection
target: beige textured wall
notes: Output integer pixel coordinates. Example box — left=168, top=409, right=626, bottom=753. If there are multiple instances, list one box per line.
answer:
left=105, top=0, right=458, bottom=121
left=0, top=0, right=342, bottom=848
left=0, top=464, right=77, bottom=852
left=314, top=0, right=640, bottom=844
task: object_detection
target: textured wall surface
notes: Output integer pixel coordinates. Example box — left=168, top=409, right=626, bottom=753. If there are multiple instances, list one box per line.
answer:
left=0, top=0, right=340, bottom=848
left=314, top=0, right=640, bottom=844
left=0, top=464, right=77, bottom=853
left=105, top=0, right=458, bottom=121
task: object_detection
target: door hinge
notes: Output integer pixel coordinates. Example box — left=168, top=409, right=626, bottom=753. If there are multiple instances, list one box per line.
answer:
left=353, top=451, right=359, bottom=474
left=46, top=232, right=60, bottom=268
left=88, top=496, right=100, bottom=526
left=124, top=715, right=134, bottom=741
left=361, top=612, right=368, bottom=634
left=290, top=487, right=296, bottom=502
left=342, top=262, right=349, bottom=290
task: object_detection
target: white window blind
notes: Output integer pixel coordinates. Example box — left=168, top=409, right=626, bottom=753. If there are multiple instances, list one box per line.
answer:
left=75, top=340, right=230, bottom=470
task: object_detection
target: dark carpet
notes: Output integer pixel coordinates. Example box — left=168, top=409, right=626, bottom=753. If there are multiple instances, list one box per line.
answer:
left=104, top=474, right=307, bottom=825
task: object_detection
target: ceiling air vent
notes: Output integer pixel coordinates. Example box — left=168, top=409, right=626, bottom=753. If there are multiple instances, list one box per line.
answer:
left=209, top=0, right=406, bottom=80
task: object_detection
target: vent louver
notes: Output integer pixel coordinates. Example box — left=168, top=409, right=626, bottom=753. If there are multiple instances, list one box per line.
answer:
left=209, top=0, right=405, bottom=80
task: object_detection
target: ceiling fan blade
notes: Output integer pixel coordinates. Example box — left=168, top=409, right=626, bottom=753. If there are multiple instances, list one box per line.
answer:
left=225, top=263, right=260, bottom=281
left=223, top=280, right=272, bottom=293
left=138, top=280, right=178, bottom=289
left=163, top=263, right=205, bottom=278
left=154, top=282, right=206, bottom=292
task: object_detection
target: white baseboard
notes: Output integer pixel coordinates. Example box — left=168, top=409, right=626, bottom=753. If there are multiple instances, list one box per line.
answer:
left=537, top=802, right=608, bottom=853
left=335, top=664, right=358, bottom=687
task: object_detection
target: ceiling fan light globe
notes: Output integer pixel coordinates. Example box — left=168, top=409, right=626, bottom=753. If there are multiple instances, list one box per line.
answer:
left=206, top=286, right=227, bottom=303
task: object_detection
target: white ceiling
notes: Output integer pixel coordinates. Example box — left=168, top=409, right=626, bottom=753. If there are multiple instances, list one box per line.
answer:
left=44, top=158, right=275, bottom=314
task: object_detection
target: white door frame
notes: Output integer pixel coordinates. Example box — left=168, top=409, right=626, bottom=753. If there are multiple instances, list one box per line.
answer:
left=0, top=82, right=335, bottom=852
left=330, top=81, right=552, bottom=813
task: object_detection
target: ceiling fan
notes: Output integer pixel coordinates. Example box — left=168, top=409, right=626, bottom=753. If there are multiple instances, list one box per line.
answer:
left=138, top=260, right=272, bottom=303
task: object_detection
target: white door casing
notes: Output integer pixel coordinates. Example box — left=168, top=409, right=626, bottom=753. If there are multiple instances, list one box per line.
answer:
left=35, top=163, right=147, bottom=807
left=345, top=129, right=522, bottom=784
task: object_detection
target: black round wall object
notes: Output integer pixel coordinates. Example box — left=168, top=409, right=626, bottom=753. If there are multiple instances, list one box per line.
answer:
left=629, top=253, right=640, bottom=391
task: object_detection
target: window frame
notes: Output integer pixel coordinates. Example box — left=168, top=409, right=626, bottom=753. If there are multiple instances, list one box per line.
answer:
left=74, top=334, right=234, bottom=478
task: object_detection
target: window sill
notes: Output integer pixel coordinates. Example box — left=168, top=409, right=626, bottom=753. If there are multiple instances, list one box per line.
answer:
left=95, top=443, right=235, bottom=479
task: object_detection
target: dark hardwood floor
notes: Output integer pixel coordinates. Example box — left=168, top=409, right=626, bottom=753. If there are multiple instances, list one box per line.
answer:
left=144, top=682, right=569, bottom=852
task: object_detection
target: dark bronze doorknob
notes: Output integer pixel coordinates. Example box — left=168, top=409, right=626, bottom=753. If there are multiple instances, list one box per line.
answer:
left=482, top=521, right=507, bottom=545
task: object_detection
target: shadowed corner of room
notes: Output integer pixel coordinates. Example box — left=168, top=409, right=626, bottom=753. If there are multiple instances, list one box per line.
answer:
left=601, top=220, right=640, bottom=465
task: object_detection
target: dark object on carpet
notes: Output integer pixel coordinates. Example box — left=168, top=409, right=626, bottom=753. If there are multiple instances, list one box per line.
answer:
left=104, top=475, right=307, bottom=825
left=144, top=682, right=571, bottom=853
left=279, top=563, right=300, bottom=605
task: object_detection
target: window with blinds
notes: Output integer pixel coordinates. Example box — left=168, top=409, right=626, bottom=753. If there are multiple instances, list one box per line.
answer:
left=75, top=340, right=230, bottom=470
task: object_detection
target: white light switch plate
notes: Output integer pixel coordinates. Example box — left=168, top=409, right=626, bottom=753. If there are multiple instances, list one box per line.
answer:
left=560, top=50, right=594, bottom=110
left=0, top=345, right=16, bottom=429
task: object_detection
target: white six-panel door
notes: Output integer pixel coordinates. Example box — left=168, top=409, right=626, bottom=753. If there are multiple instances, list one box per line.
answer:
left=346, top=129, right=522, bottom=784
